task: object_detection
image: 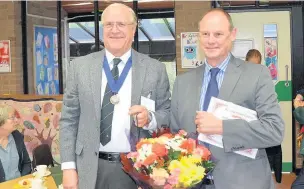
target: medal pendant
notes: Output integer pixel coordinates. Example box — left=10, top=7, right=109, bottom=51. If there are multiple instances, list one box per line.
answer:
left=110, top=94, right=120, bottom=105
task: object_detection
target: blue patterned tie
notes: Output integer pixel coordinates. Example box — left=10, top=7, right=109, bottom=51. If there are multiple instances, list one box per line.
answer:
left=100, top=58, right=121, bottom=146
left=203, top=68, right=220, bottom=111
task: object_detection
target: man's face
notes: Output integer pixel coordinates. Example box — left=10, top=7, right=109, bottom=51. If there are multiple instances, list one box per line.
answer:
left=102, top=6, right=136, bottom=56
left=199, top=12, right=236, bottom=62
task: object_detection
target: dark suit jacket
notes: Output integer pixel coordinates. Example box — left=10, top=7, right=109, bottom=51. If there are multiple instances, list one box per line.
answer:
left=0, top=130, right=32, bottom=182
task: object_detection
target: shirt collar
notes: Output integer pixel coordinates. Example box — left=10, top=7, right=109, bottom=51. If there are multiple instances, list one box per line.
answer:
left=205, top=53, right=231, bottom=72
left=105, top=49, right=131, bottom=65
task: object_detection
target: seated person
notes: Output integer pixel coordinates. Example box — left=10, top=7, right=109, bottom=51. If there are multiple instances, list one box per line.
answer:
left=245, top=49, right=262, bottom=64
left=0, top=106, right=31, bottom=182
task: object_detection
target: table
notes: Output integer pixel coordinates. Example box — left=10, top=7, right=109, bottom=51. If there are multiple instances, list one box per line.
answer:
left=0, top=173, right=58, bottom=189
left=49, top=166, right=62, bottom=186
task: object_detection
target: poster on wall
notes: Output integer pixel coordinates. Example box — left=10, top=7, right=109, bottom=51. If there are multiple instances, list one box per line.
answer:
left=0, top=40, right=11, bottom=72
left=180, top=32, right=204, bottom=68
left=264, top=37, right=278, bottom=83
left=34, top=25, right=59, bottom=95
left=231, top=39, right=254, bottom=60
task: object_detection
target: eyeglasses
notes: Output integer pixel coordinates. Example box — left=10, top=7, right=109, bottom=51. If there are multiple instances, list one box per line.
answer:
left=103, top=22, right=134, bottom=30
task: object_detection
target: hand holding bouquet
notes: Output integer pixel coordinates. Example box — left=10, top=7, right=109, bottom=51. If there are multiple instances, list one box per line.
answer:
left=121, top=129, right=214, bottom=189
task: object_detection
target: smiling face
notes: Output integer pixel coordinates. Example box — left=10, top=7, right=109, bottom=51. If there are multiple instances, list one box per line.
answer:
left=199, top=10, right=236, bottom=66
left=102, top=4, right=136, bottom=57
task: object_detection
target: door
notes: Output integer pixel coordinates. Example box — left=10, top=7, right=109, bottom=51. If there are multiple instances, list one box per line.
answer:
left=230, top=11, right=292, bottom=172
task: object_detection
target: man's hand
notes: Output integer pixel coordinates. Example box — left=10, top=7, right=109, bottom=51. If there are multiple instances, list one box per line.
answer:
left=294, top=94, right=304, bottom=108
left=195, top=111, right=223, bottom=135
left=129, top=105, right=150, bottom=127
left=63, top=169, right=78, bottom=189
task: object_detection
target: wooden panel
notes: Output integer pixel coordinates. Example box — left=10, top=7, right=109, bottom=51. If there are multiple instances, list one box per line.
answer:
left=0, top=95, right=63, bottom=101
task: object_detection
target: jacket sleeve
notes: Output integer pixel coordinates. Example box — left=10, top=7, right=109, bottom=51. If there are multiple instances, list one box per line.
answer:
left=20, top=135, right=32, bottom=176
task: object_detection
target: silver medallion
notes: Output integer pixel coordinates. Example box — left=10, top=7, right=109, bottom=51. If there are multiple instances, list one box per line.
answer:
left=110, top=94, right=120, bottom=105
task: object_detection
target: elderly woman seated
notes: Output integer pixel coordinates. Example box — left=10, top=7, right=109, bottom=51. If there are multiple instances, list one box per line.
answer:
left=0, top=106, right=31, bottom=182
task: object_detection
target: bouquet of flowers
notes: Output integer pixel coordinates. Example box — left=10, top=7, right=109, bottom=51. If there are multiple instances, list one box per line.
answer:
left=121, top=129, right=214, bottom=189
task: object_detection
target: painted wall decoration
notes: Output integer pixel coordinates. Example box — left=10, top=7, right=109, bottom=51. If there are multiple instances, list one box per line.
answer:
left=0, top=99, right=62, bottom=164
left=34, top=26, right=59, bottom=95
left=0, top=40, right=11, bottom=73
left=180, top=32, right=204, bottom=68
left=264, top=38, right=278, bottom=82
left=264, top=24, right=278, bottom=83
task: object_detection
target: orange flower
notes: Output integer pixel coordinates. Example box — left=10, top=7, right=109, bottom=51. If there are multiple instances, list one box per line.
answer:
left=136, top=140, right=151, bottom=150
left=194, top=145, right=211, bottom=161
left=152, top=143, right=168, bottom=157
left=143, top=154, right=157, bottom=166
left=161, top=133, right=173, bottom=138
left=156, top=158, right=165, bottom=168
left=179, top=138, right=195, bottom=153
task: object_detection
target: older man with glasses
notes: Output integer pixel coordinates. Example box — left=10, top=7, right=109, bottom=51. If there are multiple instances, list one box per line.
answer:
left=60, top=3, right=171, bottom=189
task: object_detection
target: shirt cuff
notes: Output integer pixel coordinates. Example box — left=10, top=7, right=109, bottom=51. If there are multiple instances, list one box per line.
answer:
left=143, top=112, right=157, bottom=131
left=61, top=162, right=76, bottom=170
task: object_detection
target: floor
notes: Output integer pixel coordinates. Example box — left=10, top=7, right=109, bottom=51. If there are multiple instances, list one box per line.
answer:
left=275, top=173, right=296, bottom=189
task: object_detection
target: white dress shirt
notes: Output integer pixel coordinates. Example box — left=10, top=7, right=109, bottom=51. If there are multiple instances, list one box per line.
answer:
left=61, top=49, right=157, bottom=170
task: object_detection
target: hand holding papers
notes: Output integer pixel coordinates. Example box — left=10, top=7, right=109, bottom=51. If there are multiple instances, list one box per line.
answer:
left=198, top=97, right=258, bottom=159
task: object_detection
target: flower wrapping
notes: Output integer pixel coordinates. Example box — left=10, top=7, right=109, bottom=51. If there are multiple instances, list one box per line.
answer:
left=121, top=129, right=214, bottom=189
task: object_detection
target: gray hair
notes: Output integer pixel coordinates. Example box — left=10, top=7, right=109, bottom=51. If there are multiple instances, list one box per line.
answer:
left=0, top=106, right=13, bottom=127
left=101, top=3, right=137, bottom=25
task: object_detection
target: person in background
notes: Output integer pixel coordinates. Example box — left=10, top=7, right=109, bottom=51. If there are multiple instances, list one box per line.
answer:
left=245, top=49, right=262, bottom=64
left=291, top=91, right=304, bottom=189
left=246, top=48, right=283, bottom=183
left=0, top=106, right=32, bottom=183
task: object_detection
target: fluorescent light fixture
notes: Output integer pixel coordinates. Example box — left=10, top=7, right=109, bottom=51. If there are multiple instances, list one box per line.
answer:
left=124, top=0, right=165, bottom=2
left=63, top=2, right=93, bottom=7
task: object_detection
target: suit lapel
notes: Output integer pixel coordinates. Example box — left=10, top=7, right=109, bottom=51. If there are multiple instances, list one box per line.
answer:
left=131, top=49, right=147, bottom=106
left=218, top=56, right=242, bottom=100
left=196, top=64, right=205, bottom=110
left=90, top=50, right=105, bottom=118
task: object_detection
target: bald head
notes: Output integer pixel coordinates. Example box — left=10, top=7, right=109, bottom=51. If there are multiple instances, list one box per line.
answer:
left=198, top=8, right=237, bottom=66
left=200, top=8, right=234, bottom=31
left=101, top=3, right=137, bottom=25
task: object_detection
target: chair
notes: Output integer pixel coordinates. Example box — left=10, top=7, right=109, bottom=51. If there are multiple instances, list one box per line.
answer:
left=32, top=144, right=55, bottom=169
left=266, top=145, right=282, bottom=183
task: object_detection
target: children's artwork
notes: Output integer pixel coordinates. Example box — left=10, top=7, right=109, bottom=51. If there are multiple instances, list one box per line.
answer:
left=181, top=32, right=204, bottom=68
left=0, top=99, right=62, bottom=163
left=264, top=37, right=278, bottom=82
left=34, top=26, right=59, bottom=95
left=53, top=34, right=58, bottom=64
left=0, top=40, right=11, bottom=72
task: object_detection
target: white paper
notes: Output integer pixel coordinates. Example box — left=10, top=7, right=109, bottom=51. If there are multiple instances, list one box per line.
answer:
left=231, top=39, right=254, bottom=59
left=141, top=96, right=155, bottom=112
left=198, top=97, right=258, bottom=159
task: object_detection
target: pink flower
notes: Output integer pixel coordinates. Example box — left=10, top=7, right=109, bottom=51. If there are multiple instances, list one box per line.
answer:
left=164, top=184, right=173, bottom=189
left=153, top=178, right=167, bottom=186
left=134, top=161, right=142, bottom=169
left=127, top=152, right=138, bottom=159
left=168, top=168, right=180, bottom=185
left=178, top=130, right=187, bottom=136
left=193, top=145, right=211, bottom=160
left=167, top=174, right=179, bottom=185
